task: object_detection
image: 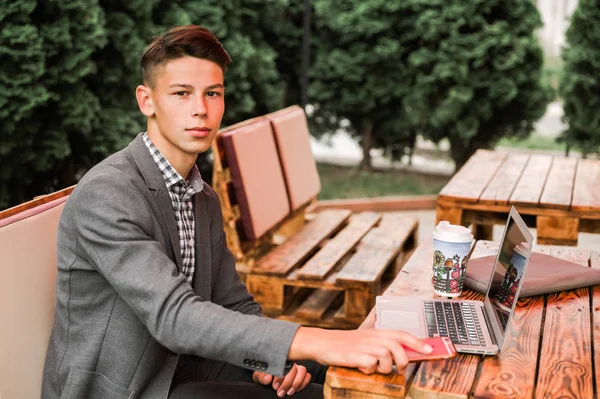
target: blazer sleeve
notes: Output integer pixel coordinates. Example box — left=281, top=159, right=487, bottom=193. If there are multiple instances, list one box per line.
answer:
left=71, top=171, right=299, bottom=376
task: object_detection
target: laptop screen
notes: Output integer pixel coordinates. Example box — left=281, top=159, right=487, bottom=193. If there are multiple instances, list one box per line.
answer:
left=483, top=207, right=533, bottom=349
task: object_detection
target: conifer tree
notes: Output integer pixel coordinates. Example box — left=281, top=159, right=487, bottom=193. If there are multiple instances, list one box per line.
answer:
left=559, top=0, right=600, bottom=156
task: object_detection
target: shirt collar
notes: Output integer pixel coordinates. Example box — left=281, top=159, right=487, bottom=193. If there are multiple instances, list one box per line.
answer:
left=142, top=132, right=204, bottom=193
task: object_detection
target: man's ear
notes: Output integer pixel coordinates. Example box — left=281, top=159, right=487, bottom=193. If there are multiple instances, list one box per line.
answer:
left=136, top=85, right=155, bottom=117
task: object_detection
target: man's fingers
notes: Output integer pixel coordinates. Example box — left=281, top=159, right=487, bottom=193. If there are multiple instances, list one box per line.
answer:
left=287, top=366, right=308, bottom=395
left=355, top=354, right=378, bottom=374
left=275, top=364, right=297, bottom=396
left=252, top=371, right=272, bottom=385
left=299, top=372, right=311, bottom=391
left=271, top=375, right=284, bottom=390
left=393, top=332, right=433, bottom=354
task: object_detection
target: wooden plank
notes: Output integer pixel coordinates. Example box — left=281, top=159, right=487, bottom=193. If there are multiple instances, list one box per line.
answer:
left=479, top=153, right=530, bottom=206
left=592, top=252, right=600, bottom=270
left=590, top=252, right=600, bottom=399
left=344, top=286, right=377, bottom=321
left=325, top=385, right=404, bottom=399
left=548, top=247, right=590, bottom=267
left=435, top=204, right=463, bottom=225
left=509, top=154, right=553, bottom=207
left=325, top=364, right=416, bottom=399
left=245, top=274, right=287, bottom=312
left=384, top=238, right=434, bottom=298
left=409, top=355, right=480, bottom=399
left=297, top=212, right=381, bottom=280
left=294, top=289, right=341, bottom=321
left=438, top=150, right=507, bottom=204
left=539, top=156, right=578, bottom=210
left=470, top=240, right=500, bottom=259
left=252, top=209, right=351, bottom=275
left=535, top=289, right=593, bottom=398
left=360, top=214, right=417, bottom=251
left=536, top=216, right=578, bottom=246
left=473, top=296, right=544, bottom=399
left=335, top=247, right=399, bottom=286
left=571, top=158, right=600, bottom=213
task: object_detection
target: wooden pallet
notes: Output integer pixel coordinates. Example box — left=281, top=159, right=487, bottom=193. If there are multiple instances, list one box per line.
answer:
left=246, top=210, right=419, bottom=329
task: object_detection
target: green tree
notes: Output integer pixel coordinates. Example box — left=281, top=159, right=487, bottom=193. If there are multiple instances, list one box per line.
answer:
left=309, top=0, right=551, bottom=170
left=0, top=0, right=107, bottom=209
left=0, top=1, right=292, bottom=209
left=400, top=0, right=551, bottom=168
left=309, top=0, right=417, bottom=170
left=559, top=0, right=600, bottom=156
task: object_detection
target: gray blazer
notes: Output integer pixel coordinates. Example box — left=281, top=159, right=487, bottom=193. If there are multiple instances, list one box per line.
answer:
left=42, top=134, right=300, bottom=399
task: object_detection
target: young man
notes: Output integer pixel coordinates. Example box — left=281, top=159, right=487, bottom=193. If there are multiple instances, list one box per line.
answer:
left=42, top=25, right=432, bottom=399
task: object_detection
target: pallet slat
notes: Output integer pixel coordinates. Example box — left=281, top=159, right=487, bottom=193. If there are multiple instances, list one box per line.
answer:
left=335, top=247, right=399, bottom=285
left=297, top=212, right=380, bottom=280
left=252, top=209, right=351, bottom=276
left=479, top=153, right=530, bottom=206
left=539, top=157, right=578, bottom=210
left=509, top=154, right=553, bottom=206
left=294, top=290, right=342, bottom=321
left=438, top=150, right=507, bottom=204
left=572, top=158, right=600, bottom=213
left=248, top=211, right=419, bottom=328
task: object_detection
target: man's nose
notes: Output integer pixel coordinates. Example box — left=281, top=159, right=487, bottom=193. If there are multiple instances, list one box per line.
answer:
left=191, top=95, right=207, bottom=118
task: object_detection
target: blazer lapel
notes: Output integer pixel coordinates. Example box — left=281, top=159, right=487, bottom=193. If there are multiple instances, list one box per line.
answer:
left=155, top=187, right=183, bottom=272
left=129, top=134, right=183, bottom=272
left=193, top=192, right=212, bottom=300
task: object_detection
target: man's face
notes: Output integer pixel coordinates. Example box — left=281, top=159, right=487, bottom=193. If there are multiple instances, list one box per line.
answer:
left=141, top=56, right=225, bottom=168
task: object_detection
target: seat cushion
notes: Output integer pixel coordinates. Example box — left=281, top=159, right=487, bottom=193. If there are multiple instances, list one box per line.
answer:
left=220, top=119, right=290, bottom=240
left=269, top=107, right=321, bottom=210
left=0, top=194, right=68, bottom=399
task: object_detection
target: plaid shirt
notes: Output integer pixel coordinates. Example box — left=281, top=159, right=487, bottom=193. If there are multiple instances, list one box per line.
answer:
left=143, top=132, right=204, bottom=283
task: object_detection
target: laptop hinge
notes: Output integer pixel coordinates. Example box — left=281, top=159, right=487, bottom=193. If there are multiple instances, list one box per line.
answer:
left=481, top=307, right=498, bottom=346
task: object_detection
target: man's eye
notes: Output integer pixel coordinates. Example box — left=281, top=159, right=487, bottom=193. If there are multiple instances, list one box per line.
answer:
left=175, top=91, right=188, bottom=96
left=207, top=91, right=222, bottom=97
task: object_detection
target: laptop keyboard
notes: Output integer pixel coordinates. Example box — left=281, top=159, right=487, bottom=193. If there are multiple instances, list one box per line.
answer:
left=424, top=301, right=486, bottom=346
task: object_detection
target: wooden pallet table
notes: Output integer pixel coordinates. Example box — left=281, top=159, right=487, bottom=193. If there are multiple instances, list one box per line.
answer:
left=324, top=238, right=600, bottom=399
left=436, top=149, right=600, bottom=245
left=246, top=210, right=419, bottom=329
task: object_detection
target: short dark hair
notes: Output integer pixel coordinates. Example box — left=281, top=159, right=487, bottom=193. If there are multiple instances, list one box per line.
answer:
left=141, top=25, right=232, bottom=87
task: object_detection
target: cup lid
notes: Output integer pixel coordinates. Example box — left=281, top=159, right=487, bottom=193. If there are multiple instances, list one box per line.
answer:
left=433, top=221, right=473, bottom=243
left=514, top=241, right=530, bottom=257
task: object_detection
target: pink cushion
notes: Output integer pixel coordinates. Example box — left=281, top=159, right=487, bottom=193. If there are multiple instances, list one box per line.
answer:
left=269, top=107, right=321, bottom=210
left=0, top=195, right=67, bottom=399
left=221, top=119, right=290, bottom=240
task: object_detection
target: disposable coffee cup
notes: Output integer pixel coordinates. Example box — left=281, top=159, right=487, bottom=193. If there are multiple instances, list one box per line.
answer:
left=495, top=242, right=529, bottom=310
left=432, top=221, right=474, bottom=297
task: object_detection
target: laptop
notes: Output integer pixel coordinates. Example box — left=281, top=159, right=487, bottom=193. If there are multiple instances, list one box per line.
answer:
left=375, top=206, right=533, bottom=355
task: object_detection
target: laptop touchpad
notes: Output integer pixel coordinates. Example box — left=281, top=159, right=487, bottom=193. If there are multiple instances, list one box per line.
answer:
left=381, top=310, right=420, bottom=329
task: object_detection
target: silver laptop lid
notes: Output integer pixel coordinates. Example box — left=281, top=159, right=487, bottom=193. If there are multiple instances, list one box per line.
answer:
left=482, top=207, right=533, bottom=350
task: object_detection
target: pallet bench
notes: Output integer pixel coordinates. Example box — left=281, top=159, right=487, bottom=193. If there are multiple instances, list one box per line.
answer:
left=212, top=106, right=419, bottom=328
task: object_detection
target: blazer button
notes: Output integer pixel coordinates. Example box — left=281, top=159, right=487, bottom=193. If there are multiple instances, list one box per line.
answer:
left=243, top=359, right=250, bottom=366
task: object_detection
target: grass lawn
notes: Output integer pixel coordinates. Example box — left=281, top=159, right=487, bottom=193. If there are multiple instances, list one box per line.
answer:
left=496, top=134, right=567, bottom=152
left=317, top=163, right=450, bottom=200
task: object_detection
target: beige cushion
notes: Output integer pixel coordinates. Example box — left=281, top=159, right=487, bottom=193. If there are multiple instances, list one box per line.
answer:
left=269, top=107, right=321, bottom=210
left=221, top=119, right=290, bottom=240
left=0, top=196, right=67, bottom=399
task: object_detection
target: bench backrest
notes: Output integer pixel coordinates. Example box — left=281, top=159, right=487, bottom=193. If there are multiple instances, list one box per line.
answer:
left=0, top=188, right=72, bottom=399
left=268, top=107, right=321, bottom=211
left=212, top=105, right=321, bottom=265
left=220, top=119, right=291, bottom=240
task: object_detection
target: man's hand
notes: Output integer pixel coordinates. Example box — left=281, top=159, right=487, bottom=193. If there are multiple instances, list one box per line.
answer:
left=288, top=327, right=433, bottom=374
left=252, top=363, right=311, bottom=397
